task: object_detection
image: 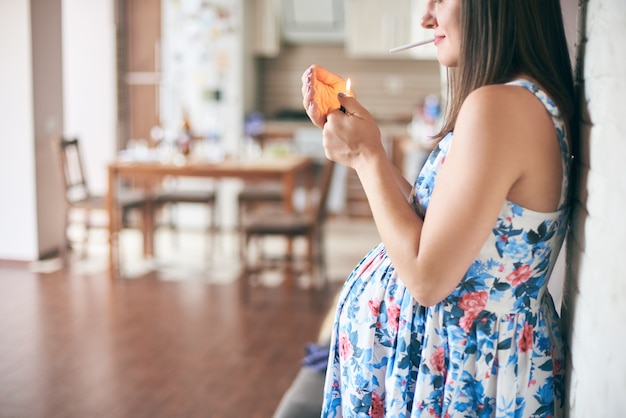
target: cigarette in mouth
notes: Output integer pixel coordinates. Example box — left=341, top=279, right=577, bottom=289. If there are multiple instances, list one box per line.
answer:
left=388, top=38, right=435, bottom=54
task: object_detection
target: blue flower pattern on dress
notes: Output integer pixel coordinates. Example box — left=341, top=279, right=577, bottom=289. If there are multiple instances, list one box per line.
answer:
left=322, top=80, right=570, bottom=417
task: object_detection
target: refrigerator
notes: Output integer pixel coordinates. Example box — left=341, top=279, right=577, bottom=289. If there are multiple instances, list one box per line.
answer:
left=160, top=0, right=243, bottom=155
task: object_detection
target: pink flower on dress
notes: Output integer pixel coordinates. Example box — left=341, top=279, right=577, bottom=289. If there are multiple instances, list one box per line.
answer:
left=368, top=297, right=381, bottom=317
left=369, top=391, right=384, bottom=418
left=338, top=330, right=354, bottom=361
left=459, top=291, right=489, bottom=314
left=518, top=323, right=534, bottom=353
left=506, top=264, right=534, bottom=287
left=430, top=346, right=446, bottom=375
left=459, top=311, right=478, bottom=332
left=458, top=291, right=488, bottom=332
left=387, top=302, right=401, bottom=332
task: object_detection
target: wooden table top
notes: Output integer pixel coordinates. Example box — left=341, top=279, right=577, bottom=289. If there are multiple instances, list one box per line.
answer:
left=108, top=154, right=315, bottom=180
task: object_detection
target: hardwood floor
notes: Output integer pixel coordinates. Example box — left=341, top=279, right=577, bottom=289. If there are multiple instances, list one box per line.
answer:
left=0, top=219, right=379, bottom=418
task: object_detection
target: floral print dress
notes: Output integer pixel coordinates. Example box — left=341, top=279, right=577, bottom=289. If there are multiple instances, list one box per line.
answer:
left=321, top=80, right=570, bottom=418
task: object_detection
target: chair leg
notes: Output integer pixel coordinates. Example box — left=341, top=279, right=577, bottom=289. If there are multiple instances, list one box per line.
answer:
left=318, top=229, right=328, bottom=289
left=253, top=236, right=265, bottom=285
left=237, top=201, right=246, bottom=261
left=311, top=228, right=326, bottom=290
left=82, top=208, right=92, bottom=259
left=60, top=210, right=72, bottom=265
left=205, top=202, right=217, bottom=260
left=240, top=232, right=257, bottom=302
left=168, top=203, right=179, bottom=248
left=305, top=233, right=315, bottom=289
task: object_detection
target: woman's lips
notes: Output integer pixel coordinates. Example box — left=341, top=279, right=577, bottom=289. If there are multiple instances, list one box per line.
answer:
left=434, top=35, right=445, bottom=45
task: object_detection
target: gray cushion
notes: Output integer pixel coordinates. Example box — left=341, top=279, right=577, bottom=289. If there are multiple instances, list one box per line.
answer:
left=272, top=367, right=325, bottom=418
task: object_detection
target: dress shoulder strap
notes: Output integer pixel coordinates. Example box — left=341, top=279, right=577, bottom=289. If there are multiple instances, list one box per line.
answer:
left=506, top=79, right=571, bottom=210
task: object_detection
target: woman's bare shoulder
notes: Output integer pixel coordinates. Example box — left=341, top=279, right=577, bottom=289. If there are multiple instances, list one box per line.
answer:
left=458, top=82, right=553, bottom=144
left=454, top=81, right=562, bottom=212
left=463, top=82, right=543, bottom=114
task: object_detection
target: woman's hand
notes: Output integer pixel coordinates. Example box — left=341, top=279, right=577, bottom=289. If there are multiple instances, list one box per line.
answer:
left=301, top=65, right=347, bottom=128
left=301, top=65, right=386, bottom=169
left=322, top=93, right=386, bottom=169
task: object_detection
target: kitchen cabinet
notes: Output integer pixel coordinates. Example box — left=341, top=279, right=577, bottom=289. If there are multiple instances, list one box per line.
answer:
left=252, top=0, right=281, bottom=57
left=345, top=0, right=411, bottom=58
left=345, top=0, right=437, bottom=60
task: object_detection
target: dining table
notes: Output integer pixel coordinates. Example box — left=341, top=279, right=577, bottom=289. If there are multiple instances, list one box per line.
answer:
left=106, top=154, right=316, bottom=281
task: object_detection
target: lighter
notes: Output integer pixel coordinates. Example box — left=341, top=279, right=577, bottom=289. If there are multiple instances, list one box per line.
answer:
left=340, top=78, right=351, bottom=114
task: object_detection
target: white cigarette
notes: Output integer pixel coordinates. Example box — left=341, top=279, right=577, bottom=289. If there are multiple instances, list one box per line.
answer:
left=388, top=38, right=435, bottom=54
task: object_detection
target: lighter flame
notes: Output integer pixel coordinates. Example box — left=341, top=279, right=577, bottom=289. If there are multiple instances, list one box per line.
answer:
left=346, top=78, right=351, bottom=95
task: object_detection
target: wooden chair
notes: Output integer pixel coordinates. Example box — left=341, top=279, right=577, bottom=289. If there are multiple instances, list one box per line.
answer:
left=241, top=159, right=335, bottom=293
left=237, top=129, right=326, bottom=258
left=236, top=181, right=284, bottom=257
left=55, top=137, right=147, bottom=258
left=153, top=181, right=219, bottom=257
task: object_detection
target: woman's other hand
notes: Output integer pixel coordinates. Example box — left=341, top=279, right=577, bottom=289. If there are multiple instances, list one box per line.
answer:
left=301, top=65, right=347, bottom=128
left=323, top=93, right=384, bottom=169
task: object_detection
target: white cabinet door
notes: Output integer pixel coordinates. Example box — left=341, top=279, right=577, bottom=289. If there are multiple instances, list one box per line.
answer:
left=345, top=0, right=413, bottom=58
left=252, top=0, right=280, bottom=57
left=345, top=0, right=437, bottom=60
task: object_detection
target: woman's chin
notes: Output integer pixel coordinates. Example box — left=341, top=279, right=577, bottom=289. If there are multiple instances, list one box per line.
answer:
left=437, top=52, right=458, bottom=68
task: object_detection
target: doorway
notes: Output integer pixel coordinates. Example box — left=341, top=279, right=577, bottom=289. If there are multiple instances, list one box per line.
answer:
left=116, top=0, right=162, bottom=148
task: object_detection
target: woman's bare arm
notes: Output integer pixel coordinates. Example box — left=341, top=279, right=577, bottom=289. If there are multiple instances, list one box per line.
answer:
left=329, top=84, right=557, bottom=306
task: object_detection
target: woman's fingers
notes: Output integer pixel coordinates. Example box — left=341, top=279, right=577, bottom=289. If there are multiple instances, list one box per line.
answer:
left=301, top=65, right=346, bottom=127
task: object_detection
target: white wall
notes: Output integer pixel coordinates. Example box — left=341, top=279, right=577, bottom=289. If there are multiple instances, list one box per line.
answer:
left=0, top=0, right=116, bottom=260
left=62, top=0, right=117, bottom=195
left=565, top=0, right=626, bottom=415
left=0, top=1, right=39, bottom=260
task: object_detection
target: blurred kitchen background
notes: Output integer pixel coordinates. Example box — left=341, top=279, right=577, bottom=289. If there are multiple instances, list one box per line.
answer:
left=1, top=0, right=449, bottom=260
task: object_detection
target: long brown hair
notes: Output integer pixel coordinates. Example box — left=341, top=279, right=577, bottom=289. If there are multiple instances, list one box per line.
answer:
left=435, top=0, right=575, bottom=142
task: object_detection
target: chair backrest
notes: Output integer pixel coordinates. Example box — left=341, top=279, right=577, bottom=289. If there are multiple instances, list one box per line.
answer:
left=312, top=158, right=336, bottom=224
left=56, top=137, right=91, bottom=204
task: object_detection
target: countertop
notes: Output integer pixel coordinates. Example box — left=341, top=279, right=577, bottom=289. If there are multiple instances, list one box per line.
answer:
left=263, top=119, right=412, bottom=140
